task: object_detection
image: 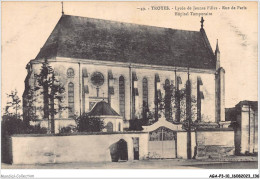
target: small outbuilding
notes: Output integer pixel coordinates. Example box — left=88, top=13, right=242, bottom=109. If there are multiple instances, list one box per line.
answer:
left=88, top=100, right=124, bottom=132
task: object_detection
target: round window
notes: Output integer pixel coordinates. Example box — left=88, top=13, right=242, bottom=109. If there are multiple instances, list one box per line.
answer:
left=91, top=72, right=104, bottom=86
left=67, top=68, right=74, bottom=78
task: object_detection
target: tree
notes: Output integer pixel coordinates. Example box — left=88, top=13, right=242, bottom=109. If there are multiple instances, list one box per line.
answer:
left=34, top=59, right=66, bottom=134
left=132, top=71, right=201, bottom=159
left=151, top=71, right=198, bottom=159
left=174, top=73, right=198, bottom=159
left=75, top=113, right=105, bottom=132
left=4, top=89, right=21, bottom=119
left=3, top=89, right=47, bottom=134
left=23, top=88, right=38, bottom=127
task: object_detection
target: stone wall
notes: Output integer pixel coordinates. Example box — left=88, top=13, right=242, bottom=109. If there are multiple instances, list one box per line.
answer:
left=1, top=135, right=13, bottom=164
left=10, top=132, right=149, bottom=165
left=7, top=130, right=237, bottom=164
left=176, top=132, right=196, bottom=159
left=196, top=130, right=235, bottom=159
left=9, top=130, right=200, bottom=164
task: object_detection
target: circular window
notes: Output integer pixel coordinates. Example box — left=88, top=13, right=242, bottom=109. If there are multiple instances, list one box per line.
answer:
left=67, top=68, right=74, bottom=78
left=91, top=72, right=104, bottom=86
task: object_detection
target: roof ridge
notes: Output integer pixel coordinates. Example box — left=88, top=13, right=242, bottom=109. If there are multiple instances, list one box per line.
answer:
left=35, top=14, right=216, bottom=70
left=35, top=16, right=64, bottom=59
left=62, top=14, right=200, bottom=33
left=55, top=16, right=63, bottom=58
left=199, top=28, right=215, bottom=60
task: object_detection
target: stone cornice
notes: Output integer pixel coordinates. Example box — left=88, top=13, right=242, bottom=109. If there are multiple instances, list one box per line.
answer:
left=31, top=57, right=216, bottom=74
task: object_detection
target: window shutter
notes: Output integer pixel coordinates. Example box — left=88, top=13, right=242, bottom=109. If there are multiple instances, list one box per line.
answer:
left=155, top=74, right=160, bottom=82
left=132, top=72, right=138, bottom=81
left=177, top=76, right=182, bottom=84
left=132, top=72, right=139, bottom=96
left=198, top=76, right=203, bottom=85
left=84, top=85, right=89, bottom=94
left=108, top=70, right=113, bottom=79
left=200, top=91, right=204, bottom=99
left=135, top=88, right=139, bottom=96
left=82, top=68, right=88, bottom=77
left=109, top=86, right=114, bottom=95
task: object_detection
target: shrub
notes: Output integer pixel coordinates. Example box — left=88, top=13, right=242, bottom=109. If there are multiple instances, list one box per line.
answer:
left=1, top=115, right=27, bottom=136
left=75, top=113, right=105, bottom=132
left=1, top=115, right=47, bottom=135
left=59, top=125, right=77, bottom=134
left=128, top=119, right=144, bottom=131
left=27, top=125, right=47, bottom=134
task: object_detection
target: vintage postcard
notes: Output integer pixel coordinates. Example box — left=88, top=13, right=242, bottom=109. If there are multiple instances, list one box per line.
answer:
left=1, top=1, right=258, bottom=178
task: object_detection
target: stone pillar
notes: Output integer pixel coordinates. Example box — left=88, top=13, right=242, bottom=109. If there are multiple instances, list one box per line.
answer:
left=177, top=132, right=187, bottom=159
left=215, top=67, right=225, bottom=122
left=220, top=68, right=225, bottom=122
left=127, top=138, right=134, bottom=161
left=240, top=104, right=250, bottom=154
left=82, top=69, right=89, bottom=112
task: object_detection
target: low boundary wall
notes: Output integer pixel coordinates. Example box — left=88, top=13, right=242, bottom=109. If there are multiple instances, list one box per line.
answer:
left=10, top=132, right=148, bottom=164
left=8, top=129, right=235, bottom=164
left=196, top=130, right=235, bottom=159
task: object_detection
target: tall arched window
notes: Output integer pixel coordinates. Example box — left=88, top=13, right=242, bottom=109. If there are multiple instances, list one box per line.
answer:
left=142, top=77, right=149, bottom=119
left=165, top=79, right=172, bottom=120
left=119, top=76, right=125, bottom=118
left=68, top=82, right=74, bottom=118
left=118, top=123, right=121, bottom=132
left=107, top=122, right=113, bottom=132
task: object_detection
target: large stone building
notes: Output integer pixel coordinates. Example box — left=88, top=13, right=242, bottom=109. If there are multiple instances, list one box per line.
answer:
left=226, top=101, right=258, bottom=155
left=23, top=14, right=225, bottom=133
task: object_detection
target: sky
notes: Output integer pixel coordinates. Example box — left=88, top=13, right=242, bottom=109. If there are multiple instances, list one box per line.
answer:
left=1, top=1, right=258, bottom=108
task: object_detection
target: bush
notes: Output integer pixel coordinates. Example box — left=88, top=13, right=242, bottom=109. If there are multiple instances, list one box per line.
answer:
left=1, top=115, right=47, bottom=136
left=1, top=115, right=27, bottom=136
left=27, top=125, right=47, bottom=134
left=59, top=125, right=77, bottom=134
left=128, top=118, right=146, bottom=131
left=75, top=113, right=105, bottom=132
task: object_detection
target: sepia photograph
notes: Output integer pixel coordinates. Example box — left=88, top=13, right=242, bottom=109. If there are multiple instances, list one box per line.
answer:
left=1, top=1, right=258, bottom=178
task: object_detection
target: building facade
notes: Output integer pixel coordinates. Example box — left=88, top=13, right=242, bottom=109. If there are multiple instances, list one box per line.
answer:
left=23, top=14, right=225, bottom=132
left=226, top=101, right=258, bottom=155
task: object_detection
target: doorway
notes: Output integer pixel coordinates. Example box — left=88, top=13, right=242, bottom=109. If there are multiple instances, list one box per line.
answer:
left=133, top=137, right=139, bottom=160
left=118, top=139, right=128, bottom=161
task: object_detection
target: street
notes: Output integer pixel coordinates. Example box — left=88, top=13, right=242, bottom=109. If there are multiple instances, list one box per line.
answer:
left=1, top=159, right=258, bottom=169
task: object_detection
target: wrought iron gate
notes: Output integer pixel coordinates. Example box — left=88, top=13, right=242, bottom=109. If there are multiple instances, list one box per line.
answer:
left=148, top=127, right=177, bottom=159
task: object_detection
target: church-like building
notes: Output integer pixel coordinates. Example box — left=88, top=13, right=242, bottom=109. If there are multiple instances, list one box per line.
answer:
left=23, top=14, right=225, bottom=133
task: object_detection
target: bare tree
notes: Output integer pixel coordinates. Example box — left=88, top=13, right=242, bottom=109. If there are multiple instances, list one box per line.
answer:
left=4, top=89, right=21, bottom=119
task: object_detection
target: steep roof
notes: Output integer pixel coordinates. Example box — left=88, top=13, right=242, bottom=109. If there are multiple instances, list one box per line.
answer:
left=36, top=14, right=216, bottom=69
left=88, top=101, right=120, bottom=116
